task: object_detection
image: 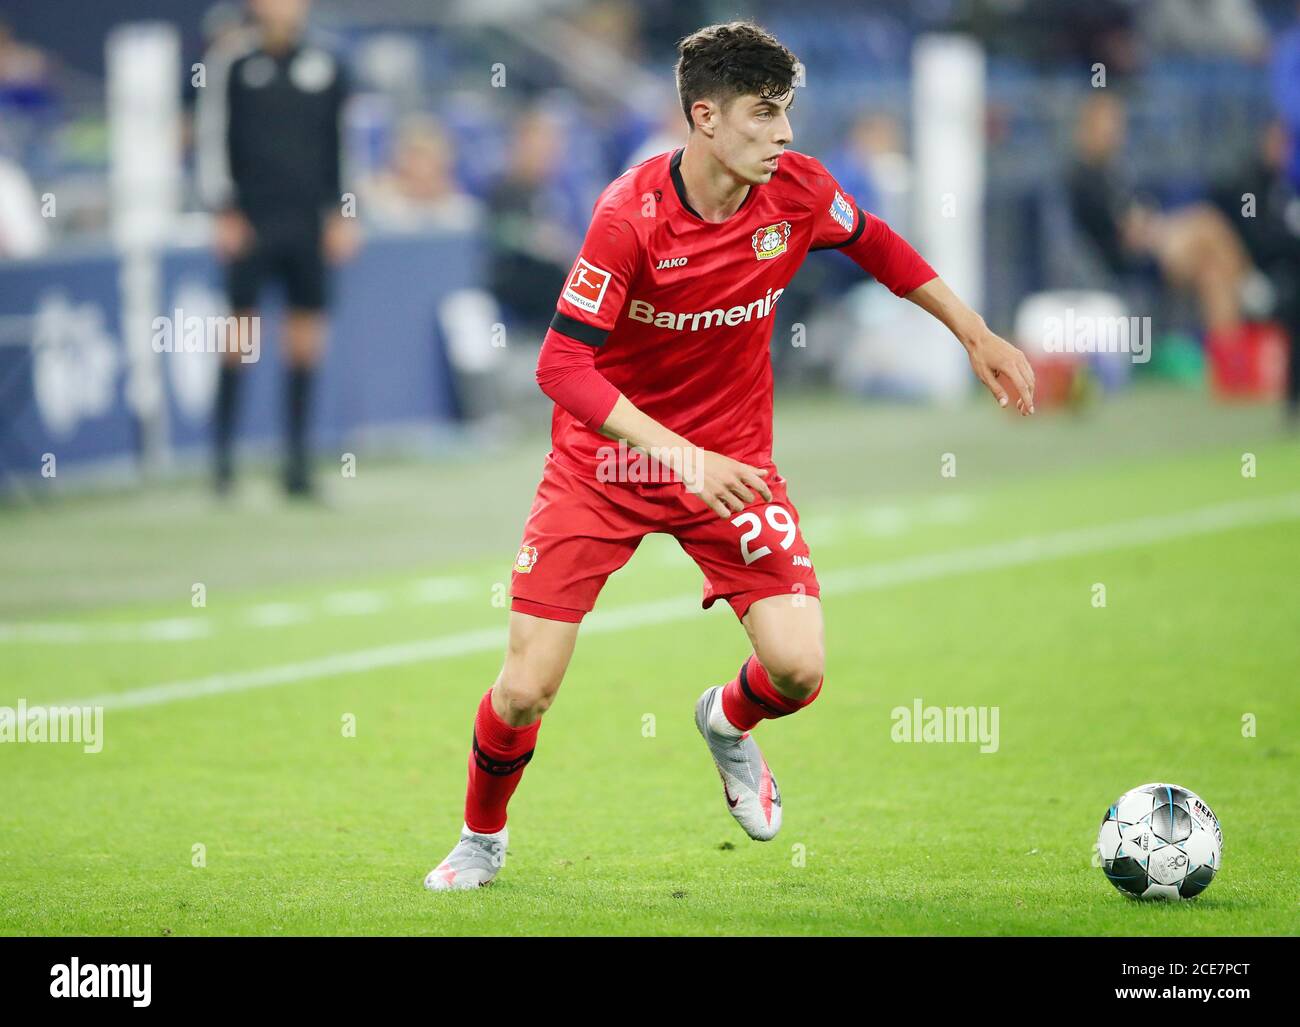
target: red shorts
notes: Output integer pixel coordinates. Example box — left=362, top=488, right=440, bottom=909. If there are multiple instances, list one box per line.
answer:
left=509, top=453, right=820, bottom=623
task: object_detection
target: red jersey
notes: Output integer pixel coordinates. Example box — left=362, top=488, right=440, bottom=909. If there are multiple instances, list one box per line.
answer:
left=545, top=147, right=935, bottom=478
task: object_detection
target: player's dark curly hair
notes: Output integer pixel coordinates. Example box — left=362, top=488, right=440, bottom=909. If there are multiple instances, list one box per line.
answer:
left=674, top=21, right=799, bottom=130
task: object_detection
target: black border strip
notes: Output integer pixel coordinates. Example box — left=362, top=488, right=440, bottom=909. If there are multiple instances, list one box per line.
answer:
left=5, top=937, right=1288, bottom=1009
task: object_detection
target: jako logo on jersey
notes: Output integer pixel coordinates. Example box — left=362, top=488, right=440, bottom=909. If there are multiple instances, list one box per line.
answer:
left=830, top=191, right=855, bottom=233
left=655, top=257, right=688, bottom=269
left=751, top=221, right=791, bottom=260
left=514, top=545, right=538, bottom=573
left=626, top=287, right=785, bottom=332
left=562, top=258, right=611, bottom=314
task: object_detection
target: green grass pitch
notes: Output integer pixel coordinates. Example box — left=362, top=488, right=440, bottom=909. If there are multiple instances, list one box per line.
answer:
left=1, top=388, right=1297, bottom=935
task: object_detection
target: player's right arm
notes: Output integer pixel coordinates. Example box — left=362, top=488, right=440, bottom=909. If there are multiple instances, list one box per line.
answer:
left=537, top=212, right=770, bottom=517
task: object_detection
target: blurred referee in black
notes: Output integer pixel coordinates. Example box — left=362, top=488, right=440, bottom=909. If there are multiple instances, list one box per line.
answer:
left=196, top=0, right=356, bottom=497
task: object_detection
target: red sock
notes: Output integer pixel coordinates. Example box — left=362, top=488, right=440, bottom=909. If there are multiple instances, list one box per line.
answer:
left=463, top=689, right=541, bottom=834
left=719, top=654, right=823, bottom=732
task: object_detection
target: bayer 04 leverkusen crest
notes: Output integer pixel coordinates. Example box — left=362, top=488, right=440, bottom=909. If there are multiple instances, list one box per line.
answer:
left=514, top=544, right=538, bottom=573
left=751, top=221, right=791, bottom=261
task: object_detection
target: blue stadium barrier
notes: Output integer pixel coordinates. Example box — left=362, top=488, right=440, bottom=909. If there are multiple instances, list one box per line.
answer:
left=0, top=230, right=479, bottom=489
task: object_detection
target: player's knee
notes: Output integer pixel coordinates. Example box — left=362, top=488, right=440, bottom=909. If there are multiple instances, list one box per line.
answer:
left=494, top=665, right=561, bottom=720
left=765, top=649, right=824, bottom=702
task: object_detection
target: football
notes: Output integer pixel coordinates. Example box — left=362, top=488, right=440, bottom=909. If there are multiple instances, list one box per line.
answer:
left=1097, top=783, right=1223, bottom=900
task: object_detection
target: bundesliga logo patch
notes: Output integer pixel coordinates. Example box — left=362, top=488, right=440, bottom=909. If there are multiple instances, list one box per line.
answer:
left=562, top=257, right=611, bottom=314
left=514, top=544, right=538, bottom=573
left=751, top=221, right=791, bottom=261
left=830, top=191, right=855, bottom=233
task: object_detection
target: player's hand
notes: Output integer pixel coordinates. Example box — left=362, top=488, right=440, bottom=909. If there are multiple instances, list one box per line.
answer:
left=695, top=451, right=772, bottom=518
left=213, top=209, right=253, bottom=262
left=966, top=326, right=1035, bottom=415
left=324, top=214, right=361, bottom=265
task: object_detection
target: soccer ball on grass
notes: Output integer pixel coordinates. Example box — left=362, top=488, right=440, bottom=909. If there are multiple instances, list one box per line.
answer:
left=1097, top=782, right=1222, bottom=900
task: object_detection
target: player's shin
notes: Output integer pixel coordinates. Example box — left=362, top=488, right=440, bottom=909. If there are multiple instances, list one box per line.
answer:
left=715, top=653, right=823, bottom=734
left=463, top=688, right=541, bottom=834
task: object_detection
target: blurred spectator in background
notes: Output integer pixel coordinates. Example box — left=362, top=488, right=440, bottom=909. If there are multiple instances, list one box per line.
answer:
left=359, top=115, right=482, bottom=234
left=0, top=18, right=50, bottom=90
left=626, top=90, right=687, bottom=168
left=955, top=0, right=1142, bottom=78
left=1066, top=92, right=1253, bottom=340
left=195, top=0, right=356, bottom=498
left=1268, top=8, right=1300, bottom=421
left=1270, top=4, right=1300, bottom=192
left=579, top=0, right=644, bottom=64
left=486, top=107, right=579, bottom=339
left=1212, top=120, right=1300, bottom=424
left=1140, top=0, right=1269, bottom=64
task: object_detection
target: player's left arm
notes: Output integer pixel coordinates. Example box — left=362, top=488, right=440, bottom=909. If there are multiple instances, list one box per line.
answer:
left=812, top=164, right=1034, bottom=414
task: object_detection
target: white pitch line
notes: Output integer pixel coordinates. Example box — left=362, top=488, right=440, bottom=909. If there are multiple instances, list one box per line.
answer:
left=23, top=492, right=1300, bottom=717
left=321, top=590, right=388, bottom=616
left=410, top=577, right=477, bottom=603
left=246, top=603, right=310, bottom=628
left=0, top=619, right=211, bottom=644
left=818, top=491, right=1300, bottom=594
left=861, top=506, right=909, bottom=537
left=47, top=598, right=700, bottom=715
left=1, top=578, right=479, bottom=644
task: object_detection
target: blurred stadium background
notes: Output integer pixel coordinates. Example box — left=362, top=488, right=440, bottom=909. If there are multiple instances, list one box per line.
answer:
left=1, top=0, right=1297, bottom=499
left=1, top=1, right=1297, bottom=935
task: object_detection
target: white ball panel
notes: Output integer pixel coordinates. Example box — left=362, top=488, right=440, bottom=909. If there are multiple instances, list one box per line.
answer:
left=1183, top=826, right=1216, bottom=870
left=1117, top=789, right=1155, bottom=823
left=1098, top=819, right=1122, bottom=860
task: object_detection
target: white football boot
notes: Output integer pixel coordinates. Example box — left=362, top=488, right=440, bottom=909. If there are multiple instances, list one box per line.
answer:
left=424, top=823, right=507, bottom=890
left=694, top=686, right=782, bottom=840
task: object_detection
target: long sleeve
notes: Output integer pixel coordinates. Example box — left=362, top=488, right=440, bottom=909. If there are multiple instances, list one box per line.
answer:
left=837, top=210, right=937, bottom=297
left=535, top=328, right=621, bottom=430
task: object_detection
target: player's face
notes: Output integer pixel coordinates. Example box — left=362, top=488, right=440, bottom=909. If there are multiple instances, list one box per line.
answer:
left=715, top=91, right=794, bottom=184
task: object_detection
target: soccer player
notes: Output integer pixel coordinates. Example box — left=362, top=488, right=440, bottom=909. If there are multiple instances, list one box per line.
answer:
left=426, top=21, right=1035, bottom=889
